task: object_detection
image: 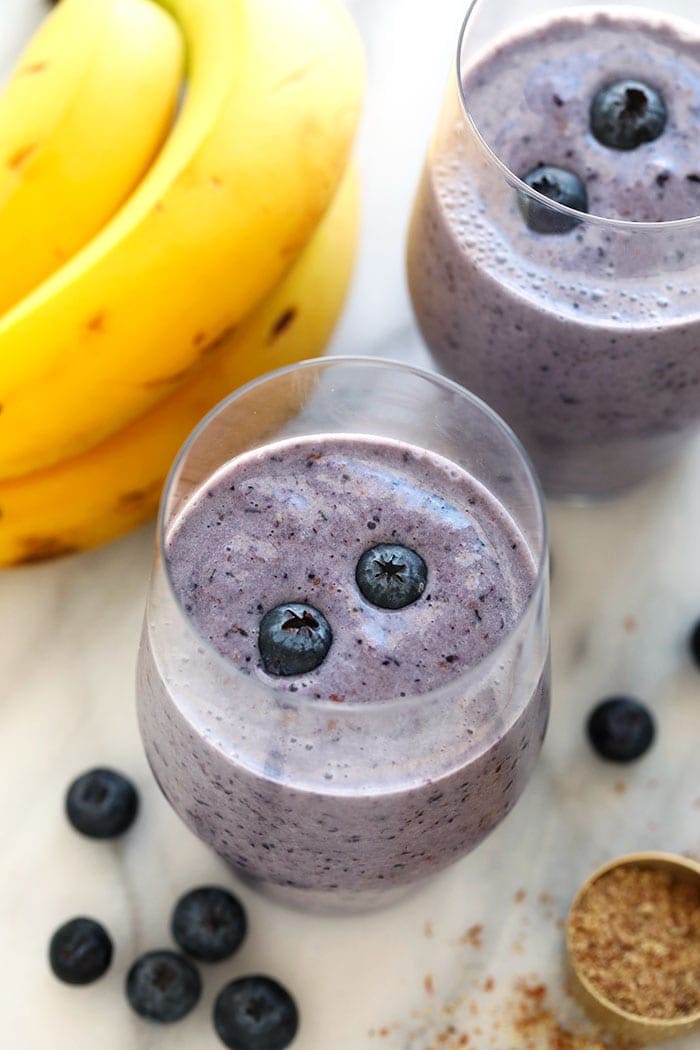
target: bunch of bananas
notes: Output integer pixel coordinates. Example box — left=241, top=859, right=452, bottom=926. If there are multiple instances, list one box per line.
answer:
left=0, top=0, right=364, bottom=567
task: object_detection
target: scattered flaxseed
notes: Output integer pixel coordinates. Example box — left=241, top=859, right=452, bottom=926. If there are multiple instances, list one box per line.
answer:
left=460, top=924, right=483, bottom=948
left=385, top=967, right=646, bottom=1048
left=568, top=865, right=700, bottom=1020
left=511, top=979, right=640, bottom=1050
left=515, top=888, right=527, bottom=903
left=424, top=974, right=435, bottom=997
left=435, top=1024, right=457, bottom=1043
left=423, top=1029, right=471, bottom=1050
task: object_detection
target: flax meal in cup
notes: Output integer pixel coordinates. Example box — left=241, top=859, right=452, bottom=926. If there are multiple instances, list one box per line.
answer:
left=568, top=865, right=700, bottom=1020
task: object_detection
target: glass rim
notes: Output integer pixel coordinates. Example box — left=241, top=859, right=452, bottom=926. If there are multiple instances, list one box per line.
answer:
left=455, top=0, right=700, bottom=233
left=156, top=355, right=549, bottom=714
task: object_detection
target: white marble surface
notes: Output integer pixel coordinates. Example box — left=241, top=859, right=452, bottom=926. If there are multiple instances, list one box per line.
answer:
left=1, top=1, right=700, bottom=1048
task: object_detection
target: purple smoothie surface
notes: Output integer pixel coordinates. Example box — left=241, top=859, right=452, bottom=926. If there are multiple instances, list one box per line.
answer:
left=467, top=9, right=700, bottom=223
left=165, top=434, right=535, bottom=702
left=408, top=8, right=700, bottom=496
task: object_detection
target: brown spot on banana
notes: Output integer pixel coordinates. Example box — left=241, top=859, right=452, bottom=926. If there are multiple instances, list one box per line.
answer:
left=269, top=307, right=297, bottom=342
left=17, top=537, right=79, bottom=564
left=280, top=237, right=307, bottom=261
left=274, top=61, right=321, bottom=92
left=7, top=144, right=37, bottom=170
left=118, top=481, right=163, bottom=508
left=86, top=311, right=107, bottom=333
left=21, top=62, right=48, bottom=75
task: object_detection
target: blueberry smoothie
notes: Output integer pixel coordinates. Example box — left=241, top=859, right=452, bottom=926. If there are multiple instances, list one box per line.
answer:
left=408, top=6, right=700, bottom=497
left=137, top=433, right=549, bottom=909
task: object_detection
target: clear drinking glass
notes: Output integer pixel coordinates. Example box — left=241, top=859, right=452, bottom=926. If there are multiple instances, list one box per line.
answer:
left=136, top=358, right=550, bottom=912
left=407, top=0, right=700, bottom=498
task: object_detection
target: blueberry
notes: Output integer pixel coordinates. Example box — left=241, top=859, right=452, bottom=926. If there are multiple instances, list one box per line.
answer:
left=590, top=80, right=667, bottom=150
left=689, top=619, right=700, bottom=667
left=355, top=543, right=427, bottom=610
left=49, top=917, right=113, bottom=985
left=213, top=976, right=299, bottom=1050
left=587, top=696, right=655, bottom=762
left=126, top=950, right=201, bottom=1024
left=172, top=886, right=247, bottom=963
left=518, top=166, right=588, bottom=234
left=258, top=603, right=332, bottom=676
left=65, top=767, right=139, bottom=839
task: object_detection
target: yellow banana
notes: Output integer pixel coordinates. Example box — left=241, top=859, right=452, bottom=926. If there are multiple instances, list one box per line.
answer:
left=0, top=164, right=359, bottom=567
left=0, top=0, right=184, bottom=314
left=0, top=0, right=364, bottom=479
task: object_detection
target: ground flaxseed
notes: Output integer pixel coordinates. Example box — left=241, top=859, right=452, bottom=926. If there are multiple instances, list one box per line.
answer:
left=568, top=865, right=700, bottom=1020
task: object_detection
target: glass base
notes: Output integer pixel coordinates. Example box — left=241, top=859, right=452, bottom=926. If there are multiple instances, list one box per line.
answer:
left=234, top=868, right=430, bottom=916
left=543, top=444, right=684, bottom=503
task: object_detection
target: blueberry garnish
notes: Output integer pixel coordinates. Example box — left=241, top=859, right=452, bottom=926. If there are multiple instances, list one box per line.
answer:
left=518, top=166, right=588, bottom=234
left=689, top=619, right=700, bottom=667
left=587, top=696, right=655, bottom=762
left=65, top=767, right=139, bottom=839
left=126, top=950, right=202, bottom=1023
left=49, top=917, right=113, bottom=985
left=590, top=80, right=667, bottom=151
left=213, top=976, right=299, bottom=1050
left=355, top=543, right=427, bottom=610
left=258, top=602, right=332, bottom=676
left=172, top=886, right=247, bottom=963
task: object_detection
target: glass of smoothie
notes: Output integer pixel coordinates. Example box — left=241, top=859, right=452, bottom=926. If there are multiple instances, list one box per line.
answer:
left=407, top=0, right=700, bottom=498
left=137, top=358, right=550, bottom=912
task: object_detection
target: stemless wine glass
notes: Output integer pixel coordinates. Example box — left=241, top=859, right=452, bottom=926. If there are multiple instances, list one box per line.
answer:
left=137, top=358, right=549, bottom=912
left=407, top=0, right=700, bottom=498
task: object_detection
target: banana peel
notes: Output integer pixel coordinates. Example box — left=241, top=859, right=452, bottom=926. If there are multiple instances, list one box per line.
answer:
left=0, top=0, right=184, bottom=313
left=0, top=0, right=364, bottom=479
left=0, top=165, right=360, bottom=567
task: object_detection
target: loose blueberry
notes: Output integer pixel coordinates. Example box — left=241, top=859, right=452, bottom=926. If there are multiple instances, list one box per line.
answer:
left=65, top=767, right=139, bottom=838
left=587, top=696, right=655, bottom=762
left=49, top=917, right=113, bottom=985
left=213, top=976, right=299, bottom=1050
left=126, top=950, right=201, bottom=1024
left=172, top=886, right=247, bottom=963
left=689, top=619, right=700, bottom=667
left=258, top=602, right=332, bottom=676
left=590, top=80, right=667, bottom=150
left=518, top=166, right=588, bottom=234
left=355, top=543, right=427, bottom=610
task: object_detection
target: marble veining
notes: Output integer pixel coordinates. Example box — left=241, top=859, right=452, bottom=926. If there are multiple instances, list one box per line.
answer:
left=1, top=1, right=699, bottom=1048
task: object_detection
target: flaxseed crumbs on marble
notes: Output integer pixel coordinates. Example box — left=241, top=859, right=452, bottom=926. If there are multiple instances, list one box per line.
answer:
left=568, top=866, right=700, bottom=1020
